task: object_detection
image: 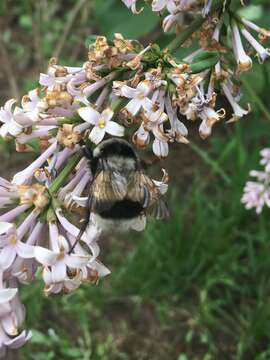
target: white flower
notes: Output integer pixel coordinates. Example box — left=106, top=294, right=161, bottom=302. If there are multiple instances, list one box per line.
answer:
left=35, top=235, right=89, bottom=284
left=242, top=148, right=270, bottom=214
left=152, top=138, right=169, bottom=158
left=242, top=181, right=268, bottom=214
left=78, top=107, right=124, bottom=144
left=165, top=96, right=188, bottom=143
left=163, top=13, right=184, bottom=32
left=231, top=21, right=252, bottom=72
left=39, top=65, right=82, bottom=89
left=121, top=0, right=143, bottom=13
left=132, top=104, right=169, bottom=157
left=0, top=288, right=18, bottom=305
left=221, top=82, right=249, bottom=122
left=152, top=168, right=169, bottom=195
left=0, top=284, right=31, bottom=354
left=0, top=177, right=19, bottom=208
left=0, top=221, right=35, bottom=270
left=120, top=81, right=153, bottom=116
left=198, top=107, right=225, bottom=139
left=12, top=141, right=58, bottom=185
left=241, top=27, right=270, bottom=63
left=260, top=148, right=270, bottom=172
left=152, top=0, right=177, bottom=13
left=0, top=100, right=24, bottom=138
left=21, top=89, right=45, bottom=122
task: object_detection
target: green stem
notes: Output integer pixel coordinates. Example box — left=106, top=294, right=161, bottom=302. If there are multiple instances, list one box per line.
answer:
left=241, top=77, right=270, bottom=123
left=167, top=16, right=205, bottom=53
left=49, top=150, right=83, bottom=194
left=189, top=53, right=220, bottom=73
left=189, top=141, right=232, bottom=185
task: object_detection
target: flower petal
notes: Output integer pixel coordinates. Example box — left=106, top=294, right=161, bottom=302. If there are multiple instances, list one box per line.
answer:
left=0, top=222, right=14, bottom=235
left=42, top=267, right=53, bottom=285
left=101, top=108, right=114, bottom=122
left=65, top=254, right=89, bottom=268
left=137, top=81, right=151, bottom=96
left=39, top=73, right=54, bottom=87
left=84, top=223, right=100, bottom=244
left=16, top=241, right=35, bottom=259
left=89, top=126, right=105, bottom=144
left=105, top=121, right=124, bottom=137
left=2, top=313, right=19, bottom=336
left=7, top=120, right=23, bottom=137
left=51, top=261, right=66, bottom=283
left=153, top=139, right=169, bottom=158
left=0, top=288, right=18, bottom=304
left=0, top=246, right=17, bottom=270
left=4, top=99, right=17, bottom=113
left=4, top=330, right=32, bottom=349
left=121, top=85, right=137, bottom=99
left=88, top=260, right=111, bottom=277
left=55, top=208, right=80, bottom=238
left=34, top=246, right=58, bottom=266
left=77, top=107, right=99, bottom=125
left=126, top=99, right=141, bottom=115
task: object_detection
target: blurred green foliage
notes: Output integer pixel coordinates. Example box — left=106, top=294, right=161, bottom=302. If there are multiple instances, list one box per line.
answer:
left=1, top=0, right=270, bottom=359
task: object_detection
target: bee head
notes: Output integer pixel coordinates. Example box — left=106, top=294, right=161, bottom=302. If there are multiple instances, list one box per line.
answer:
left=93, top=138, right=136, bottom=160
left=89, top=138, right=137, bottom=174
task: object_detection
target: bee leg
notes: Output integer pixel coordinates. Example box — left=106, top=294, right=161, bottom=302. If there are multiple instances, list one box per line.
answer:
left=68, top=219, right=89, bottom=254
left=68, top=206, right=91, bottom=254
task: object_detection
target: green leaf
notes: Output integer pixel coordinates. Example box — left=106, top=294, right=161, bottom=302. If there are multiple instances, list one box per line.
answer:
left=238, top=5, right=263, bottom=21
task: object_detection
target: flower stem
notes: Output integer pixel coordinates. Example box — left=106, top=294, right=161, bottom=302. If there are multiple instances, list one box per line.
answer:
left=167, top=16, right=205, bottom=53
left=49, top=150, right=83, bottom=194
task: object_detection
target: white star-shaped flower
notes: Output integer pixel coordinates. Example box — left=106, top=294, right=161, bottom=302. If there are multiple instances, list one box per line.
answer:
left=78, top=107, right=124, bottom=144
left=0, top=100, right=24, bottom=138
left=121, top=81, right=153, bottom=116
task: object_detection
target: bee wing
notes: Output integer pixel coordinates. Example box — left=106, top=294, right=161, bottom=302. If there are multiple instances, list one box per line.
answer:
left=148, top=197, right=170, bottom=220
left=127, top=172, right=169, bottom=220
left=91, top=170, right=128, bottom=212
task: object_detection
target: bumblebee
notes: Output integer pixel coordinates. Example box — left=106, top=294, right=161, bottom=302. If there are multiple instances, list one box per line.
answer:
left=70, top=138, right=168, bottom=251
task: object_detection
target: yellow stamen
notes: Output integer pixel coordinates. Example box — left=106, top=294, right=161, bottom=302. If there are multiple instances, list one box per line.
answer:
left=57, top=252, right=65, bottom=261
left=10, top=236, right=17, bottom=246
left=98, top=118, right=106, bottom=128
left=137, top=92, right=145, bottom=99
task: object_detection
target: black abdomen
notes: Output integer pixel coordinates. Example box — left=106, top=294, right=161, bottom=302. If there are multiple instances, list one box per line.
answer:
left=98, top=199, right=143, bottom=219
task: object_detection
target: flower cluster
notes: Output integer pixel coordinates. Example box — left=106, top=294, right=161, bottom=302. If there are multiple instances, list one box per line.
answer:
left=0, top=276, right=31, bottom=356
left=242, top=149, right=270, bottom=214
left=122, top=0, right=213, bottom=30
left=0, top=0, right=269, bottom=355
